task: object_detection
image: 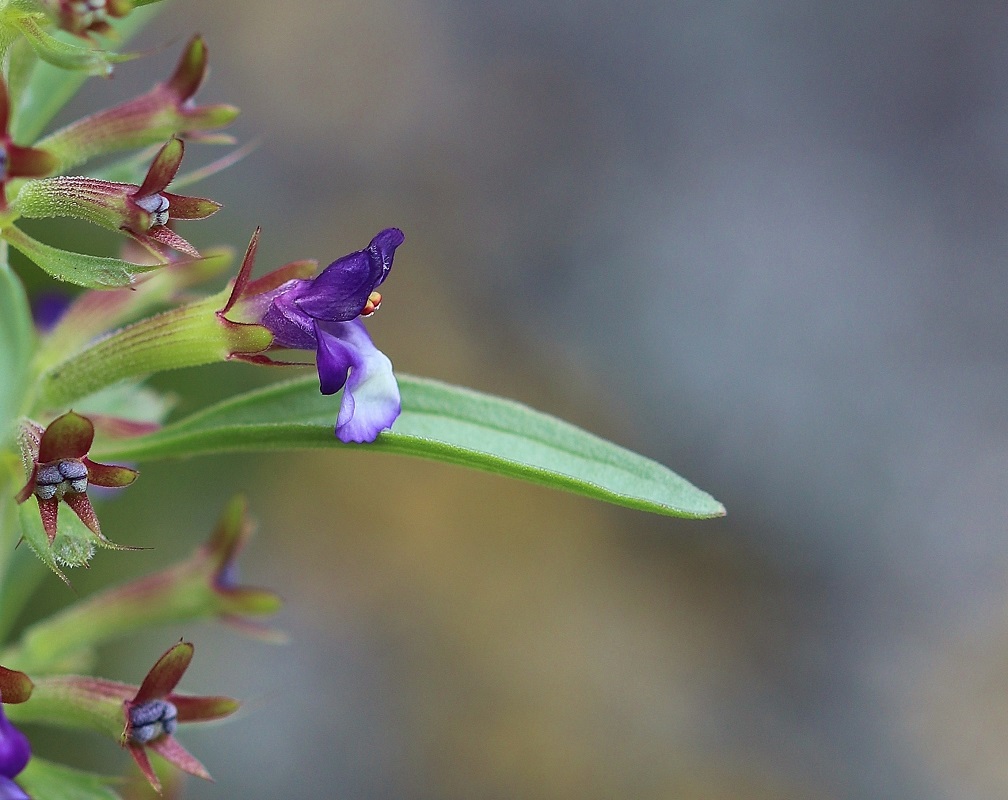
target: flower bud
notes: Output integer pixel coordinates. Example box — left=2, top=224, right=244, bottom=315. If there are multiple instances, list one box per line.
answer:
left=12, top=138, right=219, bottom=260
left=37, top=35, right=239, bottom=171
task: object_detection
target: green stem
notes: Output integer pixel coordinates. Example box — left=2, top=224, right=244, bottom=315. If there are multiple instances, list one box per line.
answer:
left=0, top=464, right=50, bottom=648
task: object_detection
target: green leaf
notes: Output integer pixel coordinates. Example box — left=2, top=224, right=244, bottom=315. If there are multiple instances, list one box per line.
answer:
left=0, top=540, right=48, bottom=644
left=0, top=253, right=34, bottom=442
left=95, top=375, right=725, bottom=519
left=12, top=14, right=135, bottom=77
left=4, top=225, right=161, bottom=288
left=74, top=380, right=175, bottom=426
left=17, top=757, right=121, bottom=800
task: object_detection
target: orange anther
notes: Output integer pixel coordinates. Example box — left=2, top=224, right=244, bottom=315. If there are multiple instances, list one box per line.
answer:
left=361, top=290, right=382, bottom=317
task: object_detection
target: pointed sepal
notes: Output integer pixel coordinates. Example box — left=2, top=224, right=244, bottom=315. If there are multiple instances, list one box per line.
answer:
left=0, top=668, right=32, bottom=705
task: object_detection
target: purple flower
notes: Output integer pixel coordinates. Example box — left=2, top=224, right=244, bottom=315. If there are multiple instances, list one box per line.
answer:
left=31, top=291, right=71, bottom=333
left=0, top=692, right=30, bottom=798
left=0, top=713, right=29, bottom=781
left=222, top=228, right=404, bottom=443
left=0, top=777, right=28, bottom=800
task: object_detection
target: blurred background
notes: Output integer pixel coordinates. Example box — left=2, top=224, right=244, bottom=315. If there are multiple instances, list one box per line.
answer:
left=17, top=1, right=1008, bottom=798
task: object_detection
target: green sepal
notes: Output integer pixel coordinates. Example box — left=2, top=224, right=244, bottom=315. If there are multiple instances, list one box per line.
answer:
left=35, top=289, right=273, bottom=410
left=11, top=176, right=126, bottom=230
left=33, top=247, right=234, bottom=371
left=4, top=225, right=161, bottom=288
left=16, top=757, right=122, bottom=800
left=5, top=673, right=125, bottom=738
left=17, top=495, right=135, bottom=586
left=95, top=375, right=726, bottom=519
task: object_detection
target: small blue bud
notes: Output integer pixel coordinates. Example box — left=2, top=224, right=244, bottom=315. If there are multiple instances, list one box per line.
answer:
left=34, top=484, right=57, bottom=501
left=35, top=464, right=62, bottom=487
left=128, top=699, right=179, bottom=745
left=135, top=193, right=170, bottom=228
left=57, top=460, right=88, bottom=481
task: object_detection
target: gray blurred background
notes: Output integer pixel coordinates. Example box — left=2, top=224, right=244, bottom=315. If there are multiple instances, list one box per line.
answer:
left=27, top=2, right=1008, bottom=798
